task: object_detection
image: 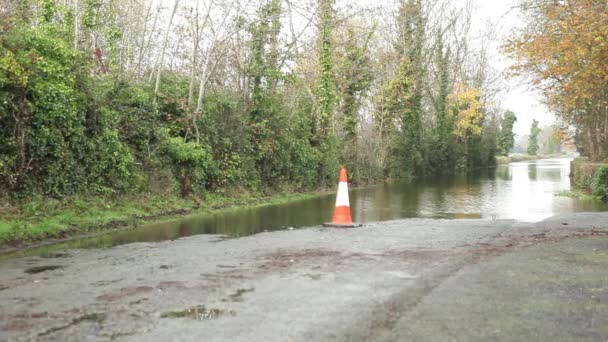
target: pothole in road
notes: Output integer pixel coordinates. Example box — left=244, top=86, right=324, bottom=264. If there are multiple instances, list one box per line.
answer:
left=24, top=265, right=64, bottom=274
left=161, top=306, right=236, bottom=320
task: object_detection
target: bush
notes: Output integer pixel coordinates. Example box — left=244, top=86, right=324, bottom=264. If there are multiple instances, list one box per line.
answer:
left=591, top=166, right=608, bottom=199
left=570, top=158, right=601, bottom=190
left=161, top=134, right=216, bottom=196
left=0, top=26, right=135, bottom=197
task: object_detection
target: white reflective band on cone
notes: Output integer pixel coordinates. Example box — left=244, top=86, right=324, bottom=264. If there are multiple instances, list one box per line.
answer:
left=335, top=181, right=350, bottom=207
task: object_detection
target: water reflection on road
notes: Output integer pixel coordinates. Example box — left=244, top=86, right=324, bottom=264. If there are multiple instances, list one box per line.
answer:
left=4, top=158, right=607, bottom=257
left=354, top=158, right=600, bottom=223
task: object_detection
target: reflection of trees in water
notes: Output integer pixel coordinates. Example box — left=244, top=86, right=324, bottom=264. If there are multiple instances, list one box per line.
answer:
left=416, top=176, right=458, bottom=216
left=352, top=181, right=420, bottom=221
left=537, top=167, right=562, bottom=182
left=434, top=174, right=483, bottom=217
left=465, top=167, right=496, bottom=181
left=528, top=163, right=537, bottom=181
left=495, top=164, right=510, bottom=180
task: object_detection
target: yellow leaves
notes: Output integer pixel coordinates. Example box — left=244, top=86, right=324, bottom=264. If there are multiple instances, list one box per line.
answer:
left=504, top=0, right=608, bottom=115
left=449, top=83, right=483, bottom=140
left=0, top=50, right=29, bottom=88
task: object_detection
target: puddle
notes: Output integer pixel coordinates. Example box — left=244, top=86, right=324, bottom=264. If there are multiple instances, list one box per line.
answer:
left=24, top=265, right=64, bottom=274
left=161, top=306, right=235, bottom=320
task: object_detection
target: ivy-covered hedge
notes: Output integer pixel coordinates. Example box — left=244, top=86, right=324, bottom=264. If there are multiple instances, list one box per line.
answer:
left=0, top=26, right=134, bottom=196
left=0, top=18, right=326, bottom=200
left=570, top=158, right=608, bottom=198
left=591, top=166, right=608, bottom=200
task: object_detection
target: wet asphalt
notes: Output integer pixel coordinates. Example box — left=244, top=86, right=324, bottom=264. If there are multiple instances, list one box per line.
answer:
left=0, top=212, right=607, bottom=341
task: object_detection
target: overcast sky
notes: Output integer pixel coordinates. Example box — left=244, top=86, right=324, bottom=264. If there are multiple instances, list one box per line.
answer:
left=470, top=0, right=555, bottom=135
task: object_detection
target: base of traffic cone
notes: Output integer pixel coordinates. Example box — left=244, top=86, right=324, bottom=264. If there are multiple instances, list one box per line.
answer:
left=322, top=222, right=363, bottom=228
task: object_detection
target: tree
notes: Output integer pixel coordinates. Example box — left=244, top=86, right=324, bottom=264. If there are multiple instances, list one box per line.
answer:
left=376, top=0, right=426, bottom=177
left=247, top=0, right=284, bottom=184
left=497, top=111, right=517, bottom=156
left=527, top=119, right=541, bottom=156
left=334, top=22, right=375, bottom=144
left=333, top=19, right=375, bottom=181
left=538, top=126, right=561, bottom=155
left=450, top=83, right=484, bottom=164
left=378, top=57, right=417, bottom=176
left=154, top=0, right=181, bottom=97
left=315, top=0, right=338, bottom=185
left=429, top=34, right=454, bottom=172
left=504, top=0, right=608, bottom=161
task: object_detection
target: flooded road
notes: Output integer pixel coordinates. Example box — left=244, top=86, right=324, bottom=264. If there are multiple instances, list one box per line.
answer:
left=2, top=158, right=608, bottom=340
left=355, top=158, right=606, bottom=222
left=5, top=158, right=608, bottom=257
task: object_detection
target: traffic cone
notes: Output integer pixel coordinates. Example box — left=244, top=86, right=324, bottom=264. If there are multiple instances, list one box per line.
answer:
left=323, top=167, right=361, bottom=228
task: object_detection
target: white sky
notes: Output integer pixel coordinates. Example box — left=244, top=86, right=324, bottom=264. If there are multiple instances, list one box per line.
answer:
left=469, top=0, right=555, bottom=135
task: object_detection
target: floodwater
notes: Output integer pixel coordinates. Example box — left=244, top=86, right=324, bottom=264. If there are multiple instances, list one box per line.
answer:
left=4, top=158, right=608, bottom=257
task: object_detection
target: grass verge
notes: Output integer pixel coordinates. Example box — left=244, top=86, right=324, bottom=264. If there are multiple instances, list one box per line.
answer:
left=555, top=189, right=602, bottom=201
left=0, top=190, right=331, bottom=247
left=495, top=154, right=569, bottom=165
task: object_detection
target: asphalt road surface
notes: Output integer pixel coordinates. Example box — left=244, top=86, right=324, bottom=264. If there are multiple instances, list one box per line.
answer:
left=1, top=212, right=607, bottom=341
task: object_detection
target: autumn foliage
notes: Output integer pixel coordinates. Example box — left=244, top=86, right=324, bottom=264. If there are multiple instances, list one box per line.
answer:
left=504, top=0, right=608, bottom=161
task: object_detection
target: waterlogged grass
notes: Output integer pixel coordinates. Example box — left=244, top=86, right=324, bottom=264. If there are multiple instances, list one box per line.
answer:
left=495, top=154, right=559, bottom=165
left=0, top=190, right=330, bottom=246
left=0, top=196, right=186, bottom=243
left=556, top=189, right=602, bottom=201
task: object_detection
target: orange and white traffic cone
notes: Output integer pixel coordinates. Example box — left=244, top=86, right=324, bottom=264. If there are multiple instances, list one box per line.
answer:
left=323, top=167, right=361, bottom=228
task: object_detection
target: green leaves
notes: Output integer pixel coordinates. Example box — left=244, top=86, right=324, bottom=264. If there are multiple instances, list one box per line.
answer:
left=317, top=0, right=336, bottom=141
left=0, top=24, right=134, bottom=197
left=527, top=119, right=541, bottom=156
left=591, top=166, right=608, bottom=198
left=161, top=133, right=217, bottom=196
left=162, top=136, right=212, bottom=167
left=0, top=49, right=28, bottom=87
left=497, top=111, right=517, bottom=156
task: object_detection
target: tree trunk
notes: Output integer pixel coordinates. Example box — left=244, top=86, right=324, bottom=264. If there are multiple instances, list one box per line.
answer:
left=136, top=1, right=156, bottom=79
left=187, top=38, right=198, bottom=105
left=180, top=170, right=192, bottom=197
left=193, top=62, right=209, bottom=143
left=73, top=0, right=79, bottom=50
left=154, top=0, right=181, bottom=97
